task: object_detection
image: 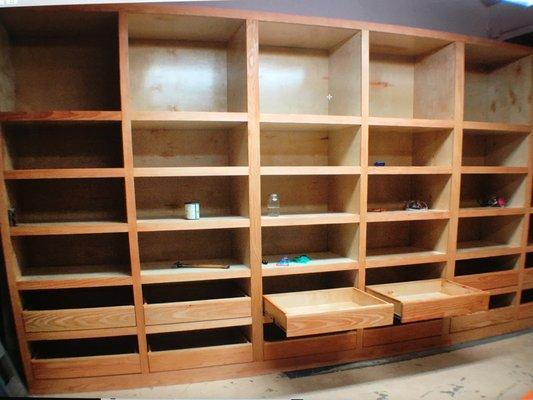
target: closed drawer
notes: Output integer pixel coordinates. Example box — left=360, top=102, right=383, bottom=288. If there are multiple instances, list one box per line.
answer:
left=524, top=269, right=533, bottom=285
left=363, top=319, right=443, bottom=347
left=518, top=303, right=533, bottom=320
left=454, top=270, right=519, bottom=291
left=450, top=306, right=515, bottom=332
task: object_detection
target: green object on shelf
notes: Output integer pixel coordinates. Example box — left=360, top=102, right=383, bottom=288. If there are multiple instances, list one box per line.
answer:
left=290, top=255, right=311, bottom=264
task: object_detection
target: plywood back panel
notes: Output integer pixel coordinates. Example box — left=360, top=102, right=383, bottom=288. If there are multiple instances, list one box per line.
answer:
left=0, top=23, right=15, bottom=111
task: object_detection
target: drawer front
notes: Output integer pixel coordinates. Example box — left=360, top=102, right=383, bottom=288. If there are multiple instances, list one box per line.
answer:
left=148, top=343, right=253, bottom=372
left=450, top=306, right=515, bottom=332
left=454, top=271, right=519, bottom=291
left=23, top=306, right=136, bottom=333
left=283, top=305, right=394, bottom=337
left=401, top=293, right=489, bottom=323
left=524, top=269, right=533, bottom=285
left=363, top=319, right=443, bottom=347
left=144, top=297, right=251, bottom=326
left=519, top=303, right=533, bottom=320
left=264, top=331, right=356, bottom=360
left=32, top=354, right=141, bottom=379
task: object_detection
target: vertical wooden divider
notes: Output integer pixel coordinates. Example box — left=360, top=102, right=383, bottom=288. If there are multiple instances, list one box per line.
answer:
left=0, top=131, right=35, bottom=384
left=118, top=11, right=149, bottom=373
left=356, top=29, right=370, bottom=350
left=246, top=19, right=264, bottom=361
left=444, top=41, right=465, bottom=336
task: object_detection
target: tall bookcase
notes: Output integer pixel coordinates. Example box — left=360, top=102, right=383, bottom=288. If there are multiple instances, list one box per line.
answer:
left=0, top=5, right=531, bottom=394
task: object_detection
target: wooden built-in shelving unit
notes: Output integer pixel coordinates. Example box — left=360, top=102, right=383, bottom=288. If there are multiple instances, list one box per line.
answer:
left=0, top=4, right=531, bottom=394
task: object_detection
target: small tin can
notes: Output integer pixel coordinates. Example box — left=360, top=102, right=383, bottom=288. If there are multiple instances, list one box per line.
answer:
left=184, top=201, right=200, bottom=220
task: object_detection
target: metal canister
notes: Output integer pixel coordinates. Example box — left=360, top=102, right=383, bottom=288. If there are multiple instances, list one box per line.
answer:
left=184, top=201, right=200, bottom=220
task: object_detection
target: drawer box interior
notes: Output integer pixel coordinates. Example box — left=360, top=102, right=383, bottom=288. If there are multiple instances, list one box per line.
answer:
left=366, top=278, right=489, bottom=323
left=263, top=287, right=394, bottom=337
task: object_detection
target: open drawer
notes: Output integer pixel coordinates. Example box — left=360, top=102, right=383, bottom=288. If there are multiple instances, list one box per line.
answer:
left=366, top=279, right=489, bottom=323
left=263, top=287, right=394, bottom=337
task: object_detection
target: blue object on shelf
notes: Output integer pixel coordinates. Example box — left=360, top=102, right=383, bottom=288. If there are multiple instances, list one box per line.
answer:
left=374, top=161, right=386, bottom=166
left=276, top=256, right=290, bottom=266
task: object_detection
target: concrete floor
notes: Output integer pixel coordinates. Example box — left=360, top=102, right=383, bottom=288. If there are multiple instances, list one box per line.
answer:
left=69, top=331, right=533, bottom=400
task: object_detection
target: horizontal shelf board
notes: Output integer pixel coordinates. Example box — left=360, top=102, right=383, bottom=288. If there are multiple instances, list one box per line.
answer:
left=261, top=252, right=358, bottom=277
left=4, top=168, right=126, bottom=180
left=0, top=111, right=122, bottom=122
left=488, top=286, right=518, bottom=296
left=133, top=167, right=249, bottom=177
left=458, top=207, right=526, bottom=218
left=10, top=221, right=129, bottom=236
left=140, top=260, right=250, bottom=284
left=260, top=166, right=361, bottom=175
left=365, top=246, right=447, bottom=268
left=367, top=210, right=450, bottom=222
left=130, top=111, right=247, bottom=128
left=367, top=166, right=452, bottom=175
left=261, top=213, right=359, bottom=227
left=463, top=121, right=530, bottom=133
left=455, top=241, right=522, bottom=260
left=25, top=326, right=139, bottom=342
left=145, top=317, right=253, bottom=335
left=460, top=166, right=528, bottom=174
left=368, top=117, right=455, bottom=130
left=16, top=265, right=132, bottom=290
left=260, top=113, right=361, bottom=130
left=137, top=216, right=250, bottom=232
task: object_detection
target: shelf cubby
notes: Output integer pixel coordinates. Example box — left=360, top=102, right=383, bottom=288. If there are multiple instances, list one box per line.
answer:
left=459, top=173, right=527, bottom=214
left=456, top=215, right=524, bottom=258
left=30, top=336, right=140, bottom=379
left=453, top=254, right=520, bottom=291
left=365, top=262, right=445, bottom=286
left=132, top=120, right=248, bottom=173
left=369, top=126, right=453, bottom=167
left=13, top=233, right=131, bottom=289
left=464, top=44, right=531, bottom=125
left=21, top=286, right=135, bottom=333
left=367, top=174, right=451, bottom=219
left=147, top=327, right=252, bottom=372
left=366, top=219, right=449, bottom=267
left=369, top=32, right=454, bottom=119
left=139, top=228, right=250, bottom=283
left=259, top=22, right=361, bottom=116
left=462, top=129, right=529, bottom=168
left=135, top=176, right=248, bottom=229
left=261, top=224, right=358, bottom=276
left=6, top=178, right=127, bottom=228
left=128, top=14, right=247, bottom=113
left=0, top=10, right=119, bottom=112
left=143, top=280, right=251, bottom=331
left=261, top=175, right=359, bottom=225
left=263, top=270, right=355, bottom=295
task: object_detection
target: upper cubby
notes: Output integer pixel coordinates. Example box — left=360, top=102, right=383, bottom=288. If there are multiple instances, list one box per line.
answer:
left=369, top=32, right=454, bottom=120
left=462, top=128, right=529, bottom=167
left=128, top=14, right=247, bottom=113
left=464, top=44, right=531, bottom=125
left=0, top=10, right=120, bottom=112
left=258, top=22, right=361, bottom=116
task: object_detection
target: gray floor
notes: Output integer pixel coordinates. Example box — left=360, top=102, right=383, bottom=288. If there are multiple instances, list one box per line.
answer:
left=70, top=331, right=533, bottom=399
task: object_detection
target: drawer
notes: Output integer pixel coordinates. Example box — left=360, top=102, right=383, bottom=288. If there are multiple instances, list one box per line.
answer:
left=454, top=270, right=519, bottom=291
left=23, top=305, right=136, bottom=333
left=263, top=287, right=394, bottom=337
left=363, top=319, right=443, bottom=347
left=366, top=279, right=489, bottom=323
left=450, top=306, right=515, bottom=332
left=519, top=303, right=533, bottom=320
left=524, top=269, right=533, bottom=285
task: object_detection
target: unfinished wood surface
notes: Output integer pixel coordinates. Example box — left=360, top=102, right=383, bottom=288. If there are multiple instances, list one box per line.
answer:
left=366, top=279, right=489, bottom=323
left=363, top=319, right=443, bottom=347
left=454, top=270, right=519, bottom=291
left=450, top=306, right=515, bottom=332
left=518, top=303, right=533, bottom=320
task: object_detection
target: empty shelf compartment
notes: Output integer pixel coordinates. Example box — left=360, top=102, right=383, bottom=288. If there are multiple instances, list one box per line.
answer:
left=263, top=287, right=394, bottom=337
left=462, top=130, right=528, bottom=167
left=453, top=254, right=520, bottom=290
left=366, top=278, right=489, bottom=323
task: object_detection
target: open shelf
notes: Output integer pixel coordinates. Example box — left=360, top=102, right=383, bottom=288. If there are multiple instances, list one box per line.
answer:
left=259, top=22, right=361, bottom=116
left=263, top=287, right=393, bottom=337
left=128, top=14, right=247, bottom=113
left=459, top=173, right=527, bottom=214
left=13, top=233, right=131, bottom=290
left=453, top=254, right=520, bottom=291
left=143, top=280, right=250, bottom=332
left=147, top=327, right=252, bottom=372
left=366, top=219, right=449, bottom=268
left=138, top=228, right=250, bottom=283
left=132, top=120, right=247, bottom=172
left=21, top=286, right=135, bottom=333
left=366, top=262, right=446, bottom=286
left=262, top=224, right=358, bottom=276
left=456, top=215, right=524, bottom=259
left=465, top=43, right=531, bottom=125
left=366, top=278, right=489, bottom=323
left=261, top=175, right=359, bottom=224
left=0, top=9, right=119, bottom=112
left=367, top=174, right=451, bottom=217
left=6, top=178, right=127, bottom=226
left=135, top=176, right=248, bottom=225
left=369, top=32, right=454, bottom=119
left=30, top=336, right=140, bottom=379
left=369, top=125, right=453, bottom=167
